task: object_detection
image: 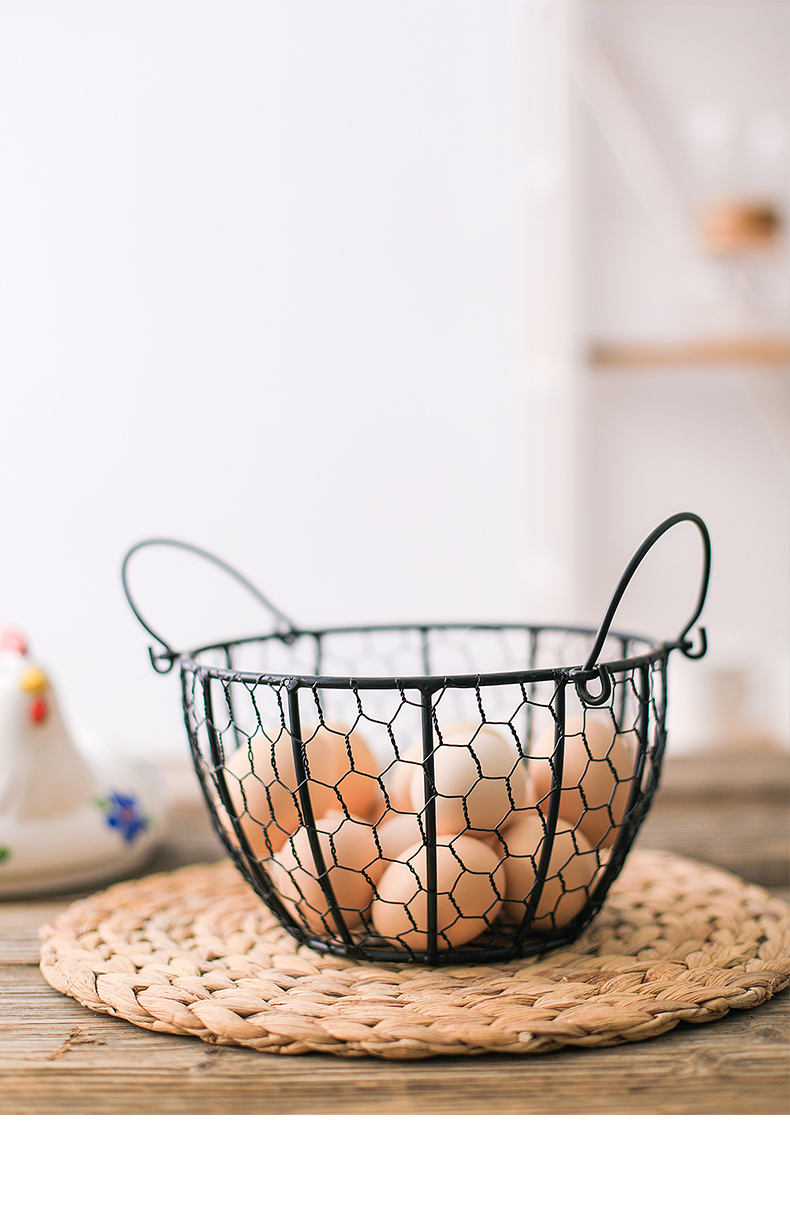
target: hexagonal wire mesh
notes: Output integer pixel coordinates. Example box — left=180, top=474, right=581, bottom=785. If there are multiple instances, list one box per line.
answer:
left=123, top=513, right=710, bottom=965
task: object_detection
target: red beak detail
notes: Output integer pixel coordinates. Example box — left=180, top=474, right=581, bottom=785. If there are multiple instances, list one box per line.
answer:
left=30, top=697, right=48, bottom=725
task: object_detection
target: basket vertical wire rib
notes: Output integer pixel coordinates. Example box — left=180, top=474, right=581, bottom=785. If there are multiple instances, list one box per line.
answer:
left=124, top=513, right=708, bottom=966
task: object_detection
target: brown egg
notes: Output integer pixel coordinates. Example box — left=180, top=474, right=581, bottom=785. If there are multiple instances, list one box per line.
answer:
left=380, top=737, right=423, bottom=812
left=371, top=834, right=506, bottom=952
left=409, top=723, right=528, bottom=836
left=372, top=800, right=506, bottom=881
left=219, top=722, right=382, bottom=856
left=528, top=715, right=635, bottom=848
left=501, top=813, right=599, bottom=931
left=314, top=723, right=384, bottom=818
left=269, top=809, right=382, bottom=934
left=373, top=811, right=426, bottom=864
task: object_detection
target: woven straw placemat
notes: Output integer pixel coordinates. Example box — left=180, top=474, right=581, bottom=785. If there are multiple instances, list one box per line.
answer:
left=39, top=849, right=790, bottom=1060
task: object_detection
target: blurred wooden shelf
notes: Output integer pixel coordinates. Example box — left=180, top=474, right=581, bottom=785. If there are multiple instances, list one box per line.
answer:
left=638, top=749, right=790, bottom=894
left=589, top=337, right=790, bottom=367
left=659, top=748, right=790, bottom=798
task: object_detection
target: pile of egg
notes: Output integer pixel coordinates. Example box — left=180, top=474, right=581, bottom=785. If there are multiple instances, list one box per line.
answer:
left=220, top=716, right=635, bottom=953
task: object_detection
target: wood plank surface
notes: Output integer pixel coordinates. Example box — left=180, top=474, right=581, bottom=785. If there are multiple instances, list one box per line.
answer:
left=1, top=753, right=788, bottom=1115
left=1, top=962, right=787, bottom=1115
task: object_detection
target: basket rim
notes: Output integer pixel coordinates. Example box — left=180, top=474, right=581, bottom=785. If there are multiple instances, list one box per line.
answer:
left=175, top=619, right=673, bottom=693
left=178, top=618, right=673, bottom=965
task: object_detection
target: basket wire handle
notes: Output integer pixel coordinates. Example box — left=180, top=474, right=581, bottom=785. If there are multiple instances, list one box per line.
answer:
left=121, top=537, right=298, bottom=673
left=573, top=511, right=711, bottom=707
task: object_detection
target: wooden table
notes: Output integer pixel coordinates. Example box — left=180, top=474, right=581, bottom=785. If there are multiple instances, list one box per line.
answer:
left=2, top=752, right=788, bottom=1115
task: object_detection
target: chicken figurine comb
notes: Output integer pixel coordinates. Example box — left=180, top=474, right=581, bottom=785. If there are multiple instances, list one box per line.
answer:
left=0, top=628, right=168, bottom=896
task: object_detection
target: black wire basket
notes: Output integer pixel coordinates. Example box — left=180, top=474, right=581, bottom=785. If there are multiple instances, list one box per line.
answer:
left=122, top=512, right=710, bottom=966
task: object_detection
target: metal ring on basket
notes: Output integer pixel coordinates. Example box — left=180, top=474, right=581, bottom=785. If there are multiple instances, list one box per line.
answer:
left=571, top=511, right=711, bottom=707
left=122, top=513, right=711, bottom=966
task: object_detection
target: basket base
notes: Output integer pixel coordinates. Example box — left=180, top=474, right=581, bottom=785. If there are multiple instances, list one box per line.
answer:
left=40, top=848, right=790, bottom=1060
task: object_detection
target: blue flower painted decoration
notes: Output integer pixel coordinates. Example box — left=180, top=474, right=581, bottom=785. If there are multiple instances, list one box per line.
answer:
left=101, top=792, right=149, bottom=844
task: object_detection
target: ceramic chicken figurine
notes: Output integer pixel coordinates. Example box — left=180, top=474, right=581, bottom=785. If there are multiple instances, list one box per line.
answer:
left=0, top=629, right=168, bottom=897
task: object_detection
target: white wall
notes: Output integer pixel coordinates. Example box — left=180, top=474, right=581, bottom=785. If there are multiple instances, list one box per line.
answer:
left=1, top=0, right=785, bottom=766
left=574, top=0, right=790, bottom=752
left=0, top=1, right=543, bottom=761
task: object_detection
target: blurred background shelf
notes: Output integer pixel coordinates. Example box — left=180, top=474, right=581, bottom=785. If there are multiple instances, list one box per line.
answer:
left=588, top=337, right=790, bottom=367
left=636, top=748, right=790, bottom=894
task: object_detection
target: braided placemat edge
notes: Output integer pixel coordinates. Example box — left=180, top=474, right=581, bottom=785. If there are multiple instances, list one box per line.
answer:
left=39, top=850, right=790, bottom=1060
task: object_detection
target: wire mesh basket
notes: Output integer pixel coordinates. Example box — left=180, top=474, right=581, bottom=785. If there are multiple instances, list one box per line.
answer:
left=122, top=512, right=710, bottom=966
